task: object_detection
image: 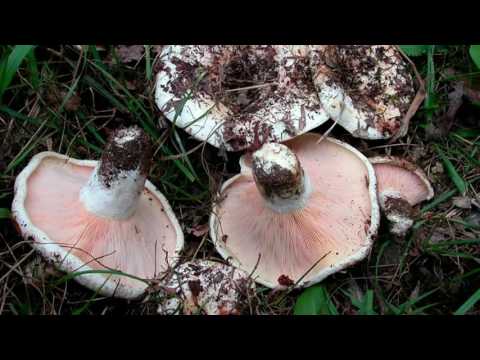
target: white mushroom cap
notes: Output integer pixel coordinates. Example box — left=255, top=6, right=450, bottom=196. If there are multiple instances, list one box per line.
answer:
left=155, top=45, right=330, bottom=151
left=157, top=260, right=255, bottom=315
left=11, top=127, right=184, bottom=299
left=210, top=133, right=380, bottom=288
left=369, top=156, right=434, bottom=236
left=311, top=45, right=416, bottom=140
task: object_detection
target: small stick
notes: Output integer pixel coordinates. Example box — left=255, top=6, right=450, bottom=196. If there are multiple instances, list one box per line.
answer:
left=389, top=46, right=426, bottom=144
left=317, top=97, right=345, bottom=144
left=224, top=82, right=279, bottom=93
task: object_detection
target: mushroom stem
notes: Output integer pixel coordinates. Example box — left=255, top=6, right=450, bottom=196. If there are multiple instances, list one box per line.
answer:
left=79, top=126, right=152, bottom=219
left=378, top=191, right=415, bottom=237
left=252, top=143, right=312, bottom=213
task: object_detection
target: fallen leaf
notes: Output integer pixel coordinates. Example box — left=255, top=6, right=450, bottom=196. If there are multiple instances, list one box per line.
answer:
left=429, top=229, right=449, bottom=245
left=425, top=123, right=443, bottom=140
left=125, top=80, right=138, bottom=91
left=409, top=281, right=421, bottom=302
left=73, top=45, right=106, bottom=51
left=466, top=211, right=480, bottom=227
left=188, top=224, right=209, bottom=237
left=152, top=45, right=164, bottom=55
left=452, top=196, right=472, bottom=210
left=464, top=86, right=480, bottom=103
left=60, top=91, right=81, bottom=112
left=437, top=81, right=464, bottom=135
left=116, top=45, right=145, bottom=63
left=431, top=161, right=444, bottom=175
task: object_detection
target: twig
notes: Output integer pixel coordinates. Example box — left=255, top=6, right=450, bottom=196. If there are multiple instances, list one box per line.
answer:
left=317, top=98, right=345, bottom=144
left=389, top=46, right=426, bottom=144
left=271, top=251, right=332, bottom=306
left=224, top=82, right=279, bottom=93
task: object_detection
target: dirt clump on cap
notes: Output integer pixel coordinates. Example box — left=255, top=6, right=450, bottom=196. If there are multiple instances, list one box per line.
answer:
left=99, top=126, right=152, bottom=188
left=159, top=46, right=324, bottom=151
left=314, top=45, right=416, bottom=136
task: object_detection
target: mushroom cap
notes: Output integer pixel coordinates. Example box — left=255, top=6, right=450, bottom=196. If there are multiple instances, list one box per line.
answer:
left=210, top=133, right=380, bottom=288
left=157, top=259, right=255, bottom=315
left=12, top=152, right=184, bottom=299
left=155, top=45, right=330, bottom=151
left=311, top=45, right=416, bottom=140
left=369, top=156, right=434, bottom=206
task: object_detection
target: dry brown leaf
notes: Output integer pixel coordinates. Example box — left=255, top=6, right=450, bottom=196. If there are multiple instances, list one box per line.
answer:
left=188, top=224, right=209, bottom=237
left=116, top=45, right=145, bottom=64
left=452, top=196, right=472, bottom=210
left=436, top=81, right=464, bottom=135
left=61, top=91, right=82, bottom=112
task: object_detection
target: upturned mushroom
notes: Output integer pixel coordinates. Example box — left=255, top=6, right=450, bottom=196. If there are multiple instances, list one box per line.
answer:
left=369, top=156, right=434, bottom=236
left=311, top=45, right=419, bottom=140
left=11, top=126, right=184, bottom=299
left=210, top=133, right=380, bottom=288
left=157, top=259, right=255, bottom=315
left=155, top=45, right=330, bottom=152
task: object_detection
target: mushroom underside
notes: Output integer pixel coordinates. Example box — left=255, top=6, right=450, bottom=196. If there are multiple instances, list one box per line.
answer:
left=371, top=158, right=434, bottom=236
left=211, top=134, right=379, bottom=288
left=373, top=162, right=433, bottom=206
left=15, top=154, right=180, bottom=296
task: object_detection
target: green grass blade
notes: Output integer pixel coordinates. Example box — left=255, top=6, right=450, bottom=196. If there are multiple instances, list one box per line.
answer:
left=5, top=138, right=44, bottom=173
left=399, top=45, right=429, bottom=57
left=349, top=289, right=377, bottom=315
left=421, top=189, right=457, bottom=213
left=397, top=288, right=439, bottom=314
left=0, top=208, right=11, bottom=219
left=428, top=238, right=480, bottom=248
left=0, top=58, right=6, bottom=87
left=424, top=45, right=437, bottom=119
left=469, top=45, right=480, bottom=70
left=435, top=146, right=467, bottom=195
left=433, top=251, right=478, bottom=260
left=57, top=78, right=80, bottom=115
left=409, top=302, right=439, bottom=315
left=294, top=285, right=338, bottom=315
left=454, top=268, right=480, bottom=281
left=454, top=288, right=480, bottom=315
left=0, top=45, right=35, bottom=102
left=76, top=137, right=103, bottom=154
left=172, top=129, right=199, bottom=181
left=145, top=45, right=152, bottom=81
left=82, top=75, right=129, bottom=113
left=88, top=45, right=107, bottom=71
left=26, top=49, right=40, bottom=89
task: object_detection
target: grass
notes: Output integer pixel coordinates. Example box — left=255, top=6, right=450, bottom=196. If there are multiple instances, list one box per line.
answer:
left=0, top=45, right=480, bottom=315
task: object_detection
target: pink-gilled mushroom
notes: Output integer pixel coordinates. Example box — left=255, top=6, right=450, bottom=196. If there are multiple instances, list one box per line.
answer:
left=311, top=45, right=420, bottom=140
left=157, top=259, right=255, bottom=315
left=369, top=156, right=434, bottom=236
left=11, top=126, right=184, bottom=299
left=155, top=45, right=330, bottom=152
left=209, top=133, right=380, bottom=288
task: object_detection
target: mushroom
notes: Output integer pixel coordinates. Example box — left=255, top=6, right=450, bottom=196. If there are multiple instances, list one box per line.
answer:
left=209, top=133, right=380, bottom=288
left=157, top=259, right=255, bottom=315
left=311, top=45, right=417, bottom=140
left=11, top=126, right=184, bottom=299
left=155, top=45, right=330, bottom=152
left=369, top=156, right=434, bottom=236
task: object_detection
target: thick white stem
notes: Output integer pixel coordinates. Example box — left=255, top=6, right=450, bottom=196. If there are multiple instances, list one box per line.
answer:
left=252, top=143, right=312, bottom=213
left=79, top=126, right=151, bottom=220
left=80, top=166, right=146, bottom=219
